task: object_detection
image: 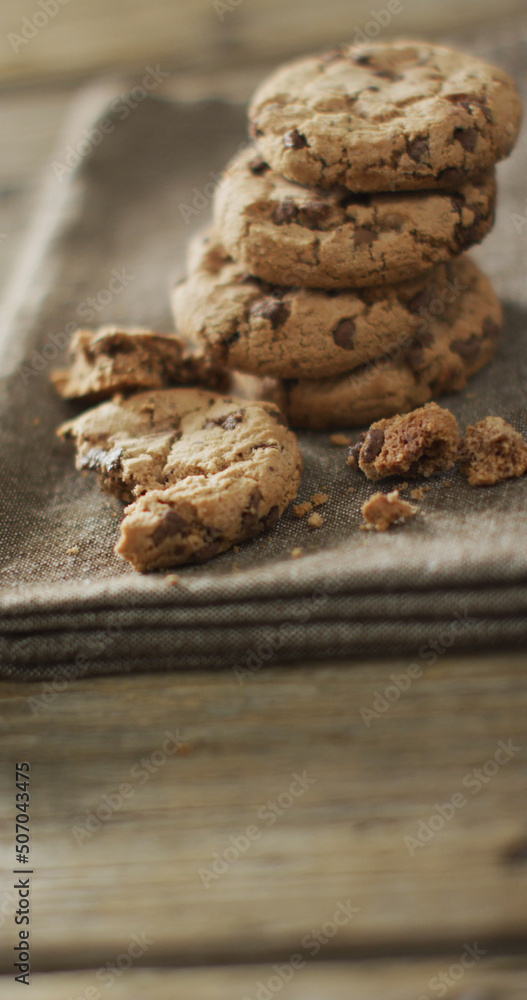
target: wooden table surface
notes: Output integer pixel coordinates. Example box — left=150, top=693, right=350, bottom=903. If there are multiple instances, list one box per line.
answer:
left=1, top=12, right=527, bottom=995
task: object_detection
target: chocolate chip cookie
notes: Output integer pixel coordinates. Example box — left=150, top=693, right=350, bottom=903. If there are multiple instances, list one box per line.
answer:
left=233, top=257, right=502, bottom=429
left=58, top=388, right=302, bottom=570
left=249, top=41, right=522, bottom=192
left=173, top=232, right=483, bottom=380
left=348, top=403, right=459, bottom=479
left=51, top=326, right=227, bottom=402
left=214, top=147, right=496, bottom=288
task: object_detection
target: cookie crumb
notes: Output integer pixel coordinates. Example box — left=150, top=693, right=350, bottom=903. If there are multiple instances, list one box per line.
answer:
left=294, top=501, right=313, bottom=518
left=398, top=481, right=410, bottom=491
left=409, top=485, right=430, bottom=500
left=291, top=547, right=303, bottom=559
left=66, top=546, right=79, bottom=555
left=361, top=490, right=418, bottom=532
left=311, top=492, right=328, bottom=507
left=233, top=545, right=240, bottom=553
left=348, top=486, right=355, bottom=493
left=33, top=417, right=40, bottom=426
left=165, top=573, right=181, bottom=586
left=307, top=512, right=324, bottom=529
left=350, top=403, right=459, bottom=480
left=459, top=416, right=527, bottom=486
left=444, top=480, right=452, bottom=487
left=330, top=433, right=351, bottom=447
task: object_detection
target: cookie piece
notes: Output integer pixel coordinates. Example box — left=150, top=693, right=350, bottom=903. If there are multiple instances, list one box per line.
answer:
left=361, top=491, right=418, bottom=532
left=214, top=148, right=496, bottom=289
left=458, top=417, right=527, bottom=486
left=233, top=258, right=502, bottom=429
left=59, top=388, right=302, bottom=570
left=51, top=326, right=228, bottom=402
left=348, top=403, right=459, bottom=480
left=249, top=41, right=522, bottom=192
left=58, top=386, right=301, bottom=499
left=174, top=233, right=485, bottom=379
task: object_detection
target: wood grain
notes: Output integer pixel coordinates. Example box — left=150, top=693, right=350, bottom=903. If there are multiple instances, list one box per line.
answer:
left=0, top=959, right=525, bottom=1000
left=0, top=0, right=524, bottom=86
left=1, top=656, right=526, bottom=972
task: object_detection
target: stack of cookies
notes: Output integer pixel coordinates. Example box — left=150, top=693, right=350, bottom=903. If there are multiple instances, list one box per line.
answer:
left=173, top=40, right=522, bottom=430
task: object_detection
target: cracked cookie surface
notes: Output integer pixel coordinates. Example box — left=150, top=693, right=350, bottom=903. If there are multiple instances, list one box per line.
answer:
left=214, top=147, right=496, bottom=288
left=348, top=403, right=459, bottom=479
left=173, top=232, right=481, bottom=380
left=249, top=41, right=522, bottom=192
left=58, top=389, right=302, bottom=570
left=59, top=388, right=302, bottom=570
left=51, top=326, right=227, bottom=402
left=233, top=257, right=502, bottom=429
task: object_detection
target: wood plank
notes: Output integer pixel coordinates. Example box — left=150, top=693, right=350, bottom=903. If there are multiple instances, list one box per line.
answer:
left=0, top=959, right=525, bottom=1000
left=0, top=0, right=524, bottom=86
left=1, top=656, right=526, bottom=971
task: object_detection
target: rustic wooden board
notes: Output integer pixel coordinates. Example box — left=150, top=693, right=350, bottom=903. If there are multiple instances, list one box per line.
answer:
left=1, top=656, right=526, bottom=972
left=0, top=0, right=524, bottom=86
left=0, top=959, right=525, bottom=1000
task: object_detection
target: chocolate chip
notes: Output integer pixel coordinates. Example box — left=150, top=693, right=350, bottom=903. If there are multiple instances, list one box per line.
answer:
left=348, top=433, right=366, bottom=466
left=222, top=411, right=245, bottom=431
left=354, top=227, right=378, bottom=246
left=261, top=505, right=280, bottom=529
left=354, top=53, right=373, bottom=66
left=447, top=93, right=494, bottom=123
left=297, top=201, right=331, bottom=230
left=250, top=298, right=290, bottom=329
left=407, top=288, right=435, bottom=315
left=405, top=340, right=426, bottom=371
left=249, top=155, right=270, bottom=175
left=450, top=335, right=481, bottom=363
left=437, top=167, right=465, bottom=187
left=406, top=135, right=429, bottom=162
left=152, top=510, right=189, bottom=546
left=453, top=126, right=478, bottom=151
left=341, top=191, right=372, bottom=208
left=105, top=337, right=135, bottom=357
left=284, top=129, right=308, bottom=150
left=250, top=124, right=264, bottom=138
left=241, top=488, right=263, bottom=532
left=374, top=69, right=403, bottom=82
left=272, top=409, right=289, bottom=427
left=455, top=209, right=485, bottom=248
left=332, top=318, right=356, bottom=350
left=482, top=316, right=500, bottom=340
left=361, top=429, right=385, bottom=463
left=196, top=539, right=222, bottom=562
left=80, top=446, right=122, bottom=473
left=272, top=199, right=298, bottom=225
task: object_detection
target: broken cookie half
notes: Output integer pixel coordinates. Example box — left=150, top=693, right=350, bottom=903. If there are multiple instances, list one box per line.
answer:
left=51, top=326, right=228, bottom=402
left=58, top=388, right=302, bottom=571
left=348, top=403, right=459, bottom=480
